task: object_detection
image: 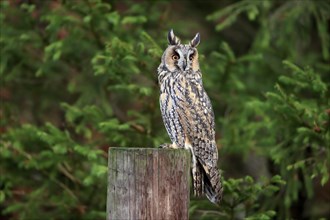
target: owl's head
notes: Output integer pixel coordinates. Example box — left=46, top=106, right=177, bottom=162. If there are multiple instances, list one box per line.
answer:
left=160, top=29, right=200, bottom=72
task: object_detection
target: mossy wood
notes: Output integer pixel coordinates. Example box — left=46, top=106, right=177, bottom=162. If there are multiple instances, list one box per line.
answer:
left=107, top=148, right=191, bottom=220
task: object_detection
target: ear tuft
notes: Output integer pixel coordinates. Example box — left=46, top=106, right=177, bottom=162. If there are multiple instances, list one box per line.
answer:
left=190, top=33, right=200, bottom=47
left=168, top=29, right=181, bottom=45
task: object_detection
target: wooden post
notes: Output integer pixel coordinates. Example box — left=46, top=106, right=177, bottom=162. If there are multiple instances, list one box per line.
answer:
left=107, top=148, right=191, bottom=220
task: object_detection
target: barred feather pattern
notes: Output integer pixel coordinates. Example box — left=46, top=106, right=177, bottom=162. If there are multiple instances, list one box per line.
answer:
left=158, top=63, right=223, bottom=204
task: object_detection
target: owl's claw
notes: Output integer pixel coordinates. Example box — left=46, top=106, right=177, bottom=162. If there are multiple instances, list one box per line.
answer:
left=159, top=143, right=179, bottom=149
left=159, top=143, right=171, bottom=148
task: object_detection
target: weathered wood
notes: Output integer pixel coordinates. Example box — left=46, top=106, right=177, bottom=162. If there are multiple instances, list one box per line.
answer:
left=107, top=148, right=191, bottom=220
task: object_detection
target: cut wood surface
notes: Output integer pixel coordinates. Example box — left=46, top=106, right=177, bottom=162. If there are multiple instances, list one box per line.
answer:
left=107, top=148, right=191, bottom=220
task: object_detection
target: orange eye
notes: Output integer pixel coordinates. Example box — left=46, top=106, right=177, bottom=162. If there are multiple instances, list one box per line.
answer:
left=172, top=54, right=179, bottom=60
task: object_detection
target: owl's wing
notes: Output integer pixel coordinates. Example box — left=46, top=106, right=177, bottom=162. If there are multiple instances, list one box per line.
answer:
left=185, top=79, right=217, bottom=164
left=184, top=77, right=223, bottom=204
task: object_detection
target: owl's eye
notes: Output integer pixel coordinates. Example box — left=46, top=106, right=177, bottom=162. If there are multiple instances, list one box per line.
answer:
left=189, top=54, right=194, bottom=61
left=172, top=54, right=179, bottom=60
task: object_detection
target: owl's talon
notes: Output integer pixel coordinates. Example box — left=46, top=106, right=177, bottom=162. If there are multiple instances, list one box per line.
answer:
left=159, top=143, right=171, bottom=148
left=159, top=143, right=179, bottom=149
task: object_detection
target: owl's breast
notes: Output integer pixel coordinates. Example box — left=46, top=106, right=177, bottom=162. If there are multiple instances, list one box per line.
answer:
left=159, top=71, right=186, bottom=94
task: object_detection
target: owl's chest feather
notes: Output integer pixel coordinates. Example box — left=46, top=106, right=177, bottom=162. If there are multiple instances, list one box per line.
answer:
left=160, top=71, right=201, bottom=92
left=159, top=72, right=204, bottom=109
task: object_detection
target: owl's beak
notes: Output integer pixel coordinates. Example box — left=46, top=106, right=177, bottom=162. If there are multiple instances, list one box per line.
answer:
left=182, top=60, right=187, bottom=71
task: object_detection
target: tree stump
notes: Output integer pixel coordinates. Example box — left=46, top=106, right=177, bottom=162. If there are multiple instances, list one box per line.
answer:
left=107, top=148, right=191, bottom=220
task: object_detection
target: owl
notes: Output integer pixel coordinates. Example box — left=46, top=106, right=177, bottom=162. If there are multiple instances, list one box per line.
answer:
left=157, top=29, right=223, bottom=204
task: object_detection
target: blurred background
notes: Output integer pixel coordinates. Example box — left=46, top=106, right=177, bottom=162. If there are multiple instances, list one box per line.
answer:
left=0, top=0, right=329, bottom=219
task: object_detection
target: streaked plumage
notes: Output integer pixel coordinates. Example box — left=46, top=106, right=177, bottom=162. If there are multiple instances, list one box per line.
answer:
left=157, top=29, right=223, bottom=204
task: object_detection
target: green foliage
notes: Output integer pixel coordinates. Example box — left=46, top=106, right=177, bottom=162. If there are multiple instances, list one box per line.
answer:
left=1, top=0, right=329, bottom=219
left=190, top=175, right=285, bottom=220
left=264, top=61, right=330, bottom=218
left=1, top=123, right=107, bottom=219
left=1, top=1, right=163, bottom=219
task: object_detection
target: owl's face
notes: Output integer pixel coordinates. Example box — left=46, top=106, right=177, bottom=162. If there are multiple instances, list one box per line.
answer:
left=161, top=29, right=200, bottom=72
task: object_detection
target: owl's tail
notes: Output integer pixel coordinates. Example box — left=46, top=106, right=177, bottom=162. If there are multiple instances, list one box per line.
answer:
left=203, top=165, right=223, bottom=204
left=194, top=159, right=223, bottom=205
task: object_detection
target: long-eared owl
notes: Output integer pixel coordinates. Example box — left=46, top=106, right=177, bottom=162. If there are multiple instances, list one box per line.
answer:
left=157, top=29, right=223, bottom=204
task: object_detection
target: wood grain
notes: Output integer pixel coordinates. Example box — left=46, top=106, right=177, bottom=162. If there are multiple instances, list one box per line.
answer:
left=107, top=148, right=191, bottom=220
